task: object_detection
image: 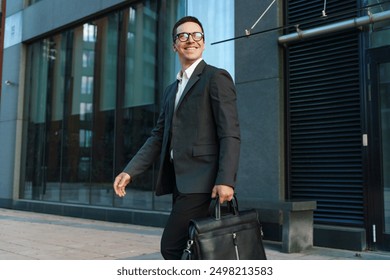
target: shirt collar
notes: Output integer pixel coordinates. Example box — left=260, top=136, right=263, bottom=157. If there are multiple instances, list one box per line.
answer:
left=176, top=58, right=203, bottom=82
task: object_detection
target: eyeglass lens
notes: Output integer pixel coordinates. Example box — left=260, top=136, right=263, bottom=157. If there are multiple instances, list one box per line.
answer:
left=177, top=32, right=203, bottom=42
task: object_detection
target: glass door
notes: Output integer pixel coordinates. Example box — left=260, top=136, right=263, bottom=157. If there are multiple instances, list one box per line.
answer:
left=367, top=46, right=390, bottom=250
left=380, top=61, right=390, bottom=245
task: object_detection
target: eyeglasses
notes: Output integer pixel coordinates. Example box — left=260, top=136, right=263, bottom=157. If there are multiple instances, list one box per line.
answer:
left=175, top=32, right=204, bottom=42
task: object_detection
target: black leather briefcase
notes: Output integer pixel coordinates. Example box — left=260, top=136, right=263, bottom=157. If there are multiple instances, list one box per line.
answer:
left=181, top=196, right=267, bottom=260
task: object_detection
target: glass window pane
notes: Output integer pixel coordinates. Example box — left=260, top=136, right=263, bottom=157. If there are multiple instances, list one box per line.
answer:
left=114, top=2, right=159, bottom=210
left=23, top=35, right=66, bottom=202
left=23, top=41, right=49, bottom=200
left=44, top=35, right=66, bottom=202
left=380, top=63, right=390, bottom=233
left=90, top=14, right=120, bottom=206
left=60, top=24, right=96, bottom=204
left=124, top=5, right=156, bottom=108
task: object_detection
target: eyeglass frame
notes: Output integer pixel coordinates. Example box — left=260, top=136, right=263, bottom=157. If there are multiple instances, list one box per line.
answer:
left=173, top=32, right=204, bottom=42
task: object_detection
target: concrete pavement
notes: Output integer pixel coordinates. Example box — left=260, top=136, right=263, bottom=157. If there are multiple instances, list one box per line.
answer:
left=1, top=208, right=389, bottom=260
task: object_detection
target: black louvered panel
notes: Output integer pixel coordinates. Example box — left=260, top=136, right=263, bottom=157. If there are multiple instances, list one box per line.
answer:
left=288, top=0, right=358, bottom=30
left=287, top=1, right=364, bottom=226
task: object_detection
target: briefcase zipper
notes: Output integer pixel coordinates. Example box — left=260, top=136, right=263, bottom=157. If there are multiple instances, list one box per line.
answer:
left=232, top=233, right=240, bottom=260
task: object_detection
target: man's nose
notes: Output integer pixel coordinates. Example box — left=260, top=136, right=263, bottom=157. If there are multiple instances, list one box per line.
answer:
left=187, top=34, right=195, bottom=42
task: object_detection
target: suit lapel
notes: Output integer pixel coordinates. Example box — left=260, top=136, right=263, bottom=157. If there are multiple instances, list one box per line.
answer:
left=175, top=60, right=207, bottom=110
left=167, top=80, right=178, bottom=119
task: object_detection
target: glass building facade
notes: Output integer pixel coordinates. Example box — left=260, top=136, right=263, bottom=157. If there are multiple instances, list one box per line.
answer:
left=21, top=0, right=234, bottom=212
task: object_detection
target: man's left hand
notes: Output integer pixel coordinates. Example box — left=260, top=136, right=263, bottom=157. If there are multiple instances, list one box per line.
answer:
left=211, top=185, right=234, bottom=203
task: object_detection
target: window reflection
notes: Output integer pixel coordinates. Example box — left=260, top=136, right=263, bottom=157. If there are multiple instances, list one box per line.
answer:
left=23, top=3, right=160, bottom=208
left=83, top=24, right=97, bottom=42
left=81, top=76, right=93, bottom=95
left=124, top=5, right=156, bottom=108
left=82, top=50, right=94, bottom=68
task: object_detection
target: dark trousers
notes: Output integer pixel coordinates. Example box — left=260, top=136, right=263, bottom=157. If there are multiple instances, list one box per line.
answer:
left=160, top=185, right=211, bottom=260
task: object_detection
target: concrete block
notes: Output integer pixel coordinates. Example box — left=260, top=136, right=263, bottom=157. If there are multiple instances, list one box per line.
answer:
left=282, top=210, right=313, bottom=253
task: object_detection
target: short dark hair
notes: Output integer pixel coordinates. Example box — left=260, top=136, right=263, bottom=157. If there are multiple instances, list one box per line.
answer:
left=172, top=16, right=204, bottom=42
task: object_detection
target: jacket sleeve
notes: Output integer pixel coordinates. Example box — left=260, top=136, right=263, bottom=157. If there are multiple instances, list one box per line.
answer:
left=122, top=89, right=170, bottom=178
left=209, top=69, right=241, bottom=187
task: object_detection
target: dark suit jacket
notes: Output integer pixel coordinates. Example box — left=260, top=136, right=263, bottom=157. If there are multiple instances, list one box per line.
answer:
left=124, top=60, right=240, bottom=196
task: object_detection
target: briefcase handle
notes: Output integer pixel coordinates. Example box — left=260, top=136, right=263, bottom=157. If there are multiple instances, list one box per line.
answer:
left=212, top=195, right=239, bottom=220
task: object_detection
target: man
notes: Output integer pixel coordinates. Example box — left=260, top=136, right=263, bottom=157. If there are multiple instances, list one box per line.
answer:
left=113, top=16, right=240, bottom=260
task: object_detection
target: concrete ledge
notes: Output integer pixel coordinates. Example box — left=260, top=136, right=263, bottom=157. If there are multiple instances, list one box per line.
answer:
left=243, top=199, right=317, bottom=253
left=254, top=200, right=317, bottom=212
left=10, top=199, right=170, bottom=228
left=0, top=198, right=13, bottom=208
left=314, top=224, right=366, bottom=251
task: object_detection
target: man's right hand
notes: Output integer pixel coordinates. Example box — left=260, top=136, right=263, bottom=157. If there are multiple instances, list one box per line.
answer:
left=113, top=172, right=131, bottom=197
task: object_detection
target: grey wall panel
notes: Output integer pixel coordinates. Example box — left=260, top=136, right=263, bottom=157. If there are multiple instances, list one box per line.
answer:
left=0, top=43, right=23, bottom=200
left=1, top=46, right=22, bottom=122
left=5, top=0, right=24, bottom=15
left=234, top=0, right=284, bottom=201
left=22, top=0, right=128, bottom=41
left=234, top=0, right=281, bottom=84
left=236, top=79, right=283, bottom=200
left=0, top=120, right=17, bottom=198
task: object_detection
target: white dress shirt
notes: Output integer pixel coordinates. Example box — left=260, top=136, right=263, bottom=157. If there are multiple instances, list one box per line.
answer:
left=174, top=58, right=203, bottom=108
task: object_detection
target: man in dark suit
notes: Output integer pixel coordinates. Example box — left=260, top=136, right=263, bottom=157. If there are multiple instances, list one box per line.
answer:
left=113, top=16, right=240, bottom=260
